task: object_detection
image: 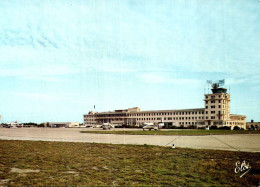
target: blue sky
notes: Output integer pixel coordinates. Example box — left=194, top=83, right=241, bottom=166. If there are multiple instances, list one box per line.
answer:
left=0, top=0, right=259, bottom=123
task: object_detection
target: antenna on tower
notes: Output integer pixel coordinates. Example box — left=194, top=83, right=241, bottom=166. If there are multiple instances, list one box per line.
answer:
left=206, top=80, right=212, bottom=84
left=206, top=79, right=226, bottom=94
left=206, top=80, right=212, bottom=94
left=218, top=79, right=225, bottom=87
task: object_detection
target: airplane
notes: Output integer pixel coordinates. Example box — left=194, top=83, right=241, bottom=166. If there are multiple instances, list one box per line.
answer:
left=3, top=120, right=19, bottom=128
left=102, top=123, right=114, bottom=130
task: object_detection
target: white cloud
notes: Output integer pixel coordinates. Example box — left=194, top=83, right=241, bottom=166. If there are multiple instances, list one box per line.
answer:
left=0, top=65, right=79, bottom=81
left=225, top=75, right=260, bottom=86
left=225, top=78, right=247, bottom=85
left=12, top=92, right=62, bottom=102
left=23, top=76, right=72, bottom=83
left=11, top=91, right=79, bottom=103
left=1, top=1, right=259, bottom=77
left=139, top=72, right=202, bottom=85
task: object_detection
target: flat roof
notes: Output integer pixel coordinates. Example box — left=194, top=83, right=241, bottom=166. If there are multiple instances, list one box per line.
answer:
left=84, top=108, right=205, bottom=115
left=230, top=114, right=246, bottom=117
left=129, top=108, right=205, bottom=113
left=96, top=112, right=128, bottom=115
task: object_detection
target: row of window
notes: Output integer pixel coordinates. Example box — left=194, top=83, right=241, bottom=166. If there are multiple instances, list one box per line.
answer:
left=205, top=110, right=225, bottom=115
left=179, top=122, right=198, bottom=125
left=86, top=111, right=209, bottom=118
left=226, top=121, right=244, bottom=125
left=86, top=113, right=223, bottom=120
left=205, top=95, right=228, bottom=99
left=85, top=119, right=96, bottom=121
left=204, top=116, right=216, bottom=119
left=205, top=100, right=226, bottom=104
left=135, top=116, right=205, bottom=121
left=130, top=111, right=204, bottom=117
left=86, top=115, right=221, bottom=121
left=205, top=105, right=226, bottom=109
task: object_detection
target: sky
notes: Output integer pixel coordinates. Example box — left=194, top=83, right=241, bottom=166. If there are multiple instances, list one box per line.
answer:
left=0, top=0, right=259, bottom=123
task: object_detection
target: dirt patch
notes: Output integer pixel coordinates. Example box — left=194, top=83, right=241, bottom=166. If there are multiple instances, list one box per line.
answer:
left=11, top=168, right=40, bottom=173
left=61, top=171, right=79, bottom=174
left=0, top=179, right=10, bottom=184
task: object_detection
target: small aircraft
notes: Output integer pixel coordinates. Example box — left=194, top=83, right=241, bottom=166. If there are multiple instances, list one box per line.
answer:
left=3, top=121, right=19, bottom=128
left=142, top=122, right=164, bottom=131
left=102, top=123, right=114, bottom=130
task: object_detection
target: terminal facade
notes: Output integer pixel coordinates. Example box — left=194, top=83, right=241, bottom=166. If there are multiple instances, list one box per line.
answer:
left=83, top=82, right=246, bottom=130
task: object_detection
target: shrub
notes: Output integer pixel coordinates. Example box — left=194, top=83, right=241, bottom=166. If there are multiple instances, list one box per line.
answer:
left=218, top=126, right=231, bottom=130
left=233, top=126, right=240, bottom=130
left=210, top=125, right=218, bottom=130
left=187, top=125, right=197, bottom=129
left=177, top=125, right=187, bottom=129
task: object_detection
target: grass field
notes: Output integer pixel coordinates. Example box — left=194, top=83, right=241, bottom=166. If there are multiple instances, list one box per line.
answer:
left=0, top=140, right=259, bottom=186
left=81, top=129, right=260, bottom=136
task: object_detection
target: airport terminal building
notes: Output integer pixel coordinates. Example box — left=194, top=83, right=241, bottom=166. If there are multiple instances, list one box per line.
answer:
left=83, top=83, right=246, bottom=130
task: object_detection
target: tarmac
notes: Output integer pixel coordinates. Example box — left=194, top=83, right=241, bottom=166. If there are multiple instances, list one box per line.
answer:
left=0, top=128, right=259, bottom=152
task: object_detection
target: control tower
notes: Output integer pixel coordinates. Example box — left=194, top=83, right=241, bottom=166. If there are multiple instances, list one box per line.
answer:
left=204, top=80, right=230, bottom=126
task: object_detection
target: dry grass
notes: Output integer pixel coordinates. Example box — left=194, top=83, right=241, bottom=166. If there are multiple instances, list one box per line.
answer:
left=0, top=140, right=259, bottom=186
